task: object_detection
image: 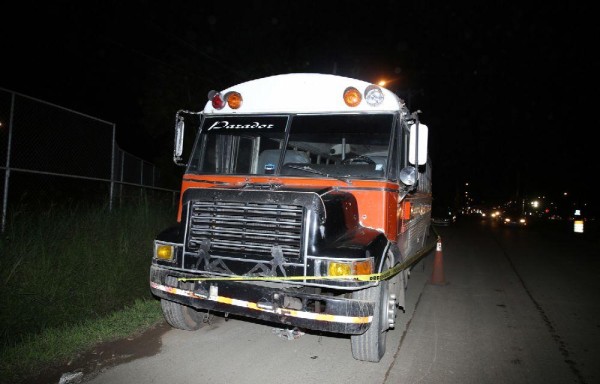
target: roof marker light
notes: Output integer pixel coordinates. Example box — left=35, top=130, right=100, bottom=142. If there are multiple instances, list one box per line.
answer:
left=343, top=87, right=362, bottom=107
left=208, top=90, right=226, bottom=109
left=226, top=91, right=243, bottom=109
left=364, top=85, right=384, bottom=106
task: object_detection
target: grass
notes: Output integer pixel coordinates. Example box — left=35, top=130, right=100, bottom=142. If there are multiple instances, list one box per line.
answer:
left=0, top=192, right=176, bottom=382
left=0, top=298, right=164, bottom=384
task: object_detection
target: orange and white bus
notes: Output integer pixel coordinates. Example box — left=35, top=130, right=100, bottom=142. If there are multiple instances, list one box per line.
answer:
left=150, top=73, right=432, bottom=362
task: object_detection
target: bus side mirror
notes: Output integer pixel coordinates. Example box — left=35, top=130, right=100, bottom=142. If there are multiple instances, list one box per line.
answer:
left=409, top=123, right=428, bottom=166
left=174, top=116, right=185, bottom=165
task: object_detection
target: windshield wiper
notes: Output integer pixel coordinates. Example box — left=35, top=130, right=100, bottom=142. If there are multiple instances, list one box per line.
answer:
left=285, top=165, right=351, bottom=184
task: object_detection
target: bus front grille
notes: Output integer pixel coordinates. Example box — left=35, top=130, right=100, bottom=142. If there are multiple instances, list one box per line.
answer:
left=186, top=200, right=304, bottom=260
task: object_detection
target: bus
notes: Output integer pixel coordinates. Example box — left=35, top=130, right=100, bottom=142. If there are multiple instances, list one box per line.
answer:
left=150, top=73, right=433, bottom=362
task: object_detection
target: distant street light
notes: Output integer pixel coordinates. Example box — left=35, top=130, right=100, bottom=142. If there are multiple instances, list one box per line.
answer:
left=376, top=77, right=421, bottom=110
left=377, top=78, right=401, bottom=88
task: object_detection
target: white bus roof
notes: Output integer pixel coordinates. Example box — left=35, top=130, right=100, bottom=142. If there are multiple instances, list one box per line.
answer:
left=202, top=73, right=405, bottom=115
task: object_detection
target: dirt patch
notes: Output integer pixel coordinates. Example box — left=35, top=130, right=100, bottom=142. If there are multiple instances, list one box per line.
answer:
left=25, top=320, right=171, bottom=384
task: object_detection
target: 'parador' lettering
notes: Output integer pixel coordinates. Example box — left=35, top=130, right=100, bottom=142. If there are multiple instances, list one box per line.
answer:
left=207, top=121, right=274, bottom=131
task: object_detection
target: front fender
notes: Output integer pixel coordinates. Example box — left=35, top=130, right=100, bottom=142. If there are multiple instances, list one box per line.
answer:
left=315, top=191, right=388, bottom=266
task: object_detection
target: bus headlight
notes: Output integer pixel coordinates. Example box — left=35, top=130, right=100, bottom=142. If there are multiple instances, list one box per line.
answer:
left=155, top=243, right=175, bottom=261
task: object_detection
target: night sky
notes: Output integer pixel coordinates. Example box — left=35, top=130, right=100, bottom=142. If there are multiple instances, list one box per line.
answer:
left=1, top=1, right=595, bottom=210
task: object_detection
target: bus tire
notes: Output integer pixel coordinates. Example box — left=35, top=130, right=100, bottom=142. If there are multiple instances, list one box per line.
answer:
left=350, top=258, right=391, bottom=362
left=161, top=299, right=206, bottom=331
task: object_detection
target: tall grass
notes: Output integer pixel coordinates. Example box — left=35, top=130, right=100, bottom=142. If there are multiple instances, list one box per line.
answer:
left=0, top=192, right=176, bottom=350
left=0, top=299, right=163, bottom=384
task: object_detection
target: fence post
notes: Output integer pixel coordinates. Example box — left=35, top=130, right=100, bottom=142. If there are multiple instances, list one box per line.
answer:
left=118, top=150, right=124, bottom=207
left=152, top=165, right=156, bottom=199
left=140, top=159, right=144, bottom=200
left=109, top=123, right=116, bottom=212
left=1, top=93, right=15, bottom=234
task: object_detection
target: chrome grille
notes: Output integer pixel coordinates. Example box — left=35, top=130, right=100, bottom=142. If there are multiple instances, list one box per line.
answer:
left=186, top=200, right=304, bottom=259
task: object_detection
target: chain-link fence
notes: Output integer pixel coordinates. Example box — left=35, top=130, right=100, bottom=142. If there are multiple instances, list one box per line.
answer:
left=0, top=87, right=179, bottom=233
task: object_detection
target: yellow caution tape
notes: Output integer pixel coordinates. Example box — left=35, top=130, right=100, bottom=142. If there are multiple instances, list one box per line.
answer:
left=179, top=227, right=440, bottom=283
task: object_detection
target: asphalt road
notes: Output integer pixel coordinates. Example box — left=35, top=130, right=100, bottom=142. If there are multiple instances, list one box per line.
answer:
left=82, top=217, right=600, bottom=384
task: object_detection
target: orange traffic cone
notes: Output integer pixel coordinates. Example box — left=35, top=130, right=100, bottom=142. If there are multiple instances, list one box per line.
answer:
left=429, top=236, right=447, bottom=285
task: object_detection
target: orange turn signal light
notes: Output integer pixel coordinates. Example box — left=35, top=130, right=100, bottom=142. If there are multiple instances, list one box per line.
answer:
left=343, top=87, right=362, bottom=107
left=226, top=91, right=243, bottom=109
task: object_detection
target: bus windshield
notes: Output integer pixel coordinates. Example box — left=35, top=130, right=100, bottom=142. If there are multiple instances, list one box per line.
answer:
left=187, top=114, right=395, bottom=179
